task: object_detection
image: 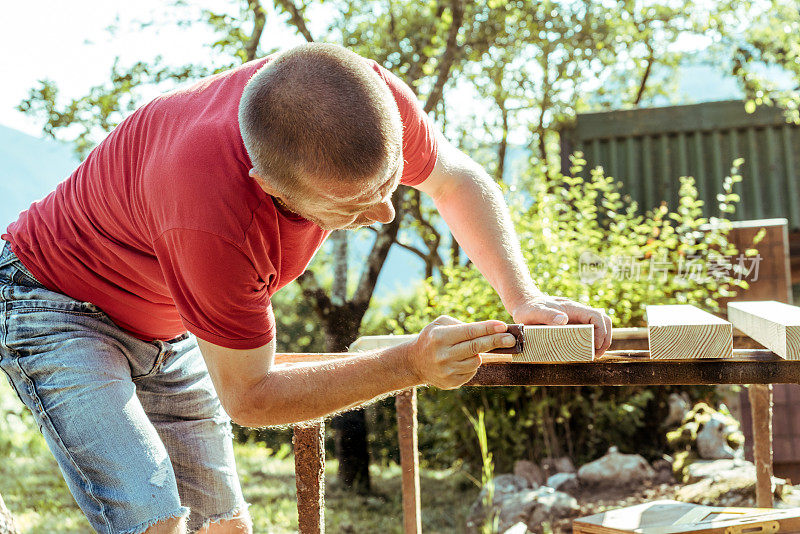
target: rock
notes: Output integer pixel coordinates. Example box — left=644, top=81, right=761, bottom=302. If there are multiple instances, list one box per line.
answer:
left=778, top=486, right=800, bottom=508
left=503, top=522, right=529, bottom=534
left=492, top=474, right=533, bottom=496
left=525, top=487, right=580, bottom=529
left=577, top=446, right=655, bottom=487
left=542, top=456, right=575, bottom=476
left=675, top=466, right=756, bottom=507
left=514, top=460, right=545, bottom=487
left=676, top=463, right=787, bottom=507
left=0, top=494, right=18, bottom=534
left=664, top=392, right=690, bottom=428
left=684, top=459, right=753, bottom=484
left=696, top=413, right=738, bottom=459
left=651, top=458, right=674, bottom=484
left=545, top=472, right=579, bottom=494
left=466, top=481, right=578, bottom=533
left=466, top=474, right=532, bottom=533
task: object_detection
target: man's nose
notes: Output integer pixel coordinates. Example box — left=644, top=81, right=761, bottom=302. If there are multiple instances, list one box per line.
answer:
left=365, top=199, right=395, bottom=224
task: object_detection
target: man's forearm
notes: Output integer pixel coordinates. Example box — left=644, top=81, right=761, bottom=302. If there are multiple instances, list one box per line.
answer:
left=233, top=343, right=420, bottom=427
left=432, top=163, right=542, bottom=312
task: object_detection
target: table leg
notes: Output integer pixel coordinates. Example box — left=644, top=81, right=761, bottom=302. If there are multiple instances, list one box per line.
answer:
left=294, top=421, right=326, bottom=533
left=396, top=387, right=421, bottom=534
left=749, top=384, right=774, bottom=508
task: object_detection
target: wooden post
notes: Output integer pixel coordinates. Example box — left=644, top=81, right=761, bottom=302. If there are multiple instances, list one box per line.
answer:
left=396, top=388, right=422, bottom=534
left=749, top=384, right=774, bottom=508
left=294, top=421, right=325, bottom=533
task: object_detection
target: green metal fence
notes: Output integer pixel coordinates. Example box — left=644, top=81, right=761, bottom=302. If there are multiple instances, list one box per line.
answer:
left=560, top=100, right=800, bottom=230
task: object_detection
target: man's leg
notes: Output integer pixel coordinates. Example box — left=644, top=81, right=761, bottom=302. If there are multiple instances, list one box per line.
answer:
left=0, top=250, right=190, bottom=534
left=135, top=334, right=252, bottom=534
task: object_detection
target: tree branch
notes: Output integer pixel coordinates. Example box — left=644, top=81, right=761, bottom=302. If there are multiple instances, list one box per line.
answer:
left=393, top=240, right=431, bottom=262
left=352, top=191, right=404, bottom=307
left=634, top=45, right=655, bottom=106
left=274, top=0, right=315, bottom=43
left=245, top=0, right=266, bottom=61
left=423, top=0, right=464, bottom=113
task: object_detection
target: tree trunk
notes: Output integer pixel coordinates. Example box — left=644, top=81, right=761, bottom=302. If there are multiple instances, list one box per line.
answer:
left=327, top=231, right=372, bottom=493
left=0, top=494, right=18, bottom=534
left=326, top=313, right=371, bottom=493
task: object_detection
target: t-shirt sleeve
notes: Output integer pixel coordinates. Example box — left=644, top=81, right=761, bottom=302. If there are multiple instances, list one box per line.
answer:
left=153, top=228, right=275, bottom=349
left=369, top=60, right=439, bottom=187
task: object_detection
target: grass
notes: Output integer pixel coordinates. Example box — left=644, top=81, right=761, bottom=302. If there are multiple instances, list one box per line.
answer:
left=0, top=380, right=476, bottom=533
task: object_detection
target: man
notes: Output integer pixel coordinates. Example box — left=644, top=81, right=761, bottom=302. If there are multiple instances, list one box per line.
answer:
left=0, top=43, right=612, bottom=533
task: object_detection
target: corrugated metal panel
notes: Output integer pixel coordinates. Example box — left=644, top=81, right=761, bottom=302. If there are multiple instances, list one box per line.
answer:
left=560, top=100, right=800, bottom=230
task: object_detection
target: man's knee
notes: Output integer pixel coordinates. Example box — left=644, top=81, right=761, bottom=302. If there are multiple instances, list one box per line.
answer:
left=143, top=515, right=187, bottom=534
left=199, top=511, right=253, bottom=534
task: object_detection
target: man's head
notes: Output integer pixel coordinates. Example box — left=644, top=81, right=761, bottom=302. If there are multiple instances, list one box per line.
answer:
left=239, top=43, right=403, bottom=230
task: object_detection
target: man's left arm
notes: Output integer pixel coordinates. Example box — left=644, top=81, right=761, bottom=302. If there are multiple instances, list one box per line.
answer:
left=414, top=133, right=613, bottom=355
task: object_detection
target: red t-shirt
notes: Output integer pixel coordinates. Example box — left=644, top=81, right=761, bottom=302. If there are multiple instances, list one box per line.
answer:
left=3, top=55, right=438, bottom=349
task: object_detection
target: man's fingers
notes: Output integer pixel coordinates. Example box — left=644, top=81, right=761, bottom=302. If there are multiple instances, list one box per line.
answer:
left=441, top=371, right=479, bottom=389
left=518, top=303, right=568, bottom=325
left=450, top=332, right=517, bottom=359
left=600, top=313, right=613, bottom=354
left=560, top=304, right=607, bottom=353
left=450, top=355, right=481, bottom=374
left=431, top=319, right=509, bottom=346
left=431, top=315, right=462, bottom=326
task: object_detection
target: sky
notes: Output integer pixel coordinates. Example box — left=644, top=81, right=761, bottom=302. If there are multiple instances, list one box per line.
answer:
left=0, top=1, right=320, bottom=136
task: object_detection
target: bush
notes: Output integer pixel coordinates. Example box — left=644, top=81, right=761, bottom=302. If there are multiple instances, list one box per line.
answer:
left=368, top=155, right=755, bottom=471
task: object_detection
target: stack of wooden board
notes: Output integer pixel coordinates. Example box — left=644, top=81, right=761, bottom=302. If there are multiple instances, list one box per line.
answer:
left=645, top=305, right=733, bottom=360
left=573, top=499, right=800, bottom=533
left=727, top=301, right=800, bottom=360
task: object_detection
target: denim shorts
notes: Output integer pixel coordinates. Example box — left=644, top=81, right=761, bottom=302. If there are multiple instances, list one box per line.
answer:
left=0, top=242, right=248, bottom=533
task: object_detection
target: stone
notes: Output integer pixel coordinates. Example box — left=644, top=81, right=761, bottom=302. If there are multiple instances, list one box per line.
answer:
left=696, top=413, right=738, bottom=459
left=503, top=522, right=529, bottom=534
left=577, top=446, right=655, bottom=487
left=542, top=456, right=575, bottom=476
left=466, top=479, right=578, bottom=533
left=545, top=472, right=579, bottom=494
left=0, top=494, right=18, bottom=534
left=684, top=459, right=753, bottom=484
left=676, top=463, right=787, bottom=508
left=492, top=474, right=533, bottom=496
left=778, top=486, right=800, bottom=508
left=525, top=487, right=581, bottom=529
left=664, top=392, right=690, bottom=428
left=514, top=460, right=545, bottom=487
left=466, top=474, right=532, bottom=533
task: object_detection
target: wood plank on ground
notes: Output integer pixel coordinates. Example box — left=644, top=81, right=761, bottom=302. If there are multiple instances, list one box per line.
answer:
left=727, top=300, right=800, bottom=360
left=646, top=305, right=733, bottom=360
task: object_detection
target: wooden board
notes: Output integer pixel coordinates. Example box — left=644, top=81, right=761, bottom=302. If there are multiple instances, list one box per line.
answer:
left=646, top=305, right=733, bottom=360
left=481, top=324, right=594, bottom=363
left=573, top=499, right=800, bottom=533
left=727, top=301, right=800, bottom=360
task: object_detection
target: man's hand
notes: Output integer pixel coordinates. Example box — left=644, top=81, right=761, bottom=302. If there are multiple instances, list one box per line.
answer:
left=509, top=295, right=613, bottom=356
left=405, top=315, right=518, bottom=389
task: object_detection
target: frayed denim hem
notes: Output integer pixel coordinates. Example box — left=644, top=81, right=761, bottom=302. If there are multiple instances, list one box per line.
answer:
left=121, top=506, right=190, bottom=534
left=196, top=502, right=251, bottom=532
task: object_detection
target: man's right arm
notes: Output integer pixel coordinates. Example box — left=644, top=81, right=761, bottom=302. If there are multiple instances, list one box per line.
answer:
left=197, top=316, right=518, bottom=427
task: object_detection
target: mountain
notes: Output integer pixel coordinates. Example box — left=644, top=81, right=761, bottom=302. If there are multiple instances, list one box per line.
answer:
left=0, top=124, right=78, bottom=228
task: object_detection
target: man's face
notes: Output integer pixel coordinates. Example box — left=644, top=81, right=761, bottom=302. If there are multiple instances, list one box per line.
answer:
left=256, top=154, right=403, bottom=231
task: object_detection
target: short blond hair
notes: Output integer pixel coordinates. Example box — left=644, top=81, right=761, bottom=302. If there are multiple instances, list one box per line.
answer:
left=239, top=43, right=402, bottom=193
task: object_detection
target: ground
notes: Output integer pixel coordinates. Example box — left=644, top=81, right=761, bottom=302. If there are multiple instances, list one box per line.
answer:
left=0, top=439, right=481, bottom=533
left=0, top=380, right=477, bottom=533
